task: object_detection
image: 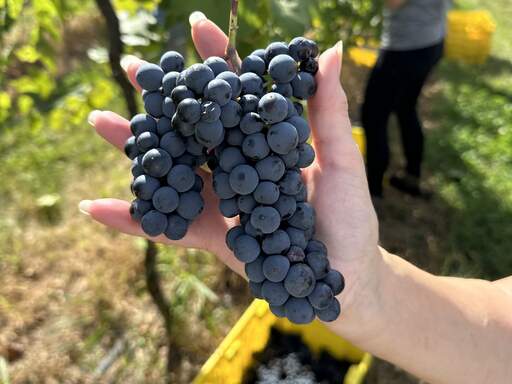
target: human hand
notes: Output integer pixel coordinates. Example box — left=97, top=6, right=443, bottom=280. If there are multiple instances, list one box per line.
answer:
left=82, top=13, right=381, bottom=334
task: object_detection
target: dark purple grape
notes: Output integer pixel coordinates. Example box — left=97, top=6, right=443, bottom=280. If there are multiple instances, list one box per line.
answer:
left=262, top=229, right=291, bottom=255
left=238, top=194, right=257, bottom=214
left=255, top=155, right=286, bottom=182
left=204, top=56, right=229, bottom=76
left=315, top=297, right=341, bottom=322
left=152, top=186, right=179, bottom=213
left=288, top=202, right=315, bottom=230
left=253, top=181, right=280, bottom=205
left=177, top=98, right=201, bottom=124
left=245, top=256, right=265, bottom=283
left=262, top=255, right=290, bottom=282
left=262, top=281, right=289, bottom=306
left=308, top=282, right=334, bottom=310
left=241, top=54, right=266, bottom=76
left=124, top=136, right=139, bottom=160
left=184, top=63, right=215, bottom=94
left=273, top=194, right=297, bottom=220
left=132, top=174, right=160, bottom=200
left=129, top=198, right=152, bottom=221
left=216, top=71, right=242, bottom=98
left=229, top=164, right=259, bottom=195
left=219, top=197, right=239, bottom=218
left=242, top=133, right=270, bottom=161
left=291, top=71, right=317, bottom=100
left=257, top=92, right=288, bottom=124
left=226, top=225, right=244, bottom=251
left=130, top=114, right=156, bottom=136
left=167, top=164, right=195, bottom=192
left=164, top=214, right=189, bottom=240
left=268, top=54, right=297, bottom=83
left=141, top=148, right=173, bottom=178
left=160, top=51, right=185, bottom=72
left=284, top=297, right=315, bottom=324
left=176, top=191, right=204, bottom=220
left=136, top=63, right=164, bottom=91
left=286, top=245, right=306, bottom=263
left=233, top=234, right=260, bottom=263
left=267, top=122, right=299, bottom=154
left=219, top=147, right=246, bottom=173
left=284, top=263, right=316, bottom=298
left=141, top=210, right=167, bottom=236
left=250, top=206, right=281, bottom=234
left=204, top=78, right=232, bottom=106
left=306, top=251, right=330, bottom=279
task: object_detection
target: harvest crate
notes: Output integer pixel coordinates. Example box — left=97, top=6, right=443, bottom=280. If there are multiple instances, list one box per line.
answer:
left=445, top=10, right=496, bottom=64
left=193, top=299, right=372, bottom=384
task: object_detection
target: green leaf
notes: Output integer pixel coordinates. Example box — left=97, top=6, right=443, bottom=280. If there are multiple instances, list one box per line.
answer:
left=14, top=45, right=40, bottom=63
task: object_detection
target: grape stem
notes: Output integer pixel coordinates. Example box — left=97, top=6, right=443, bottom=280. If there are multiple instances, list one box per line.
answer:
left=226, top=0, right=241, bottom=74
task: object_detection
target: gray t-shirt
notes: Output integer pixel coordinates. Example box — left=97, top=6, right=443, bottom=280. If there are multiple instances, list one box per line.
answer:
left=381, top=0, right=450, bottom=50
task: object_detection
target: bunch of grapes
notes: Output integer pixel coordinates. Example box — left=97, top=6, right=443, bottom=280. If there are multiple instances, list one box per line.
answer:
left=124, top=37, right=345, bottom=324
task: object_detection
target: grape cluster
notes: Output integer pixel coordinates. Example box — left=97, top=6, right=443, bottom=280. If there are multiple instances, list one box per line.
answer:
left=125, top=37, right=345, bottom=324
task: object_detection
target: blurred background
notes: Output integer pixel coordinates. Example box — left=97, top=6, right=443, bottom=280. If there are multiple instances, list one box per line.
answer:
left=0, top=0, right=511, bottom=383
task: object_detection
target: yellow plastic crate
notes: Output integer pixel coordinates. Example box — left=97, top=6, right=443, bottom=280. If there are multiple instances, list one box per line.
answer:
left=351, top=126, right=366, bottom=157
left=445, top=10, right=496, bottom=64
left=193, top=299, right=372, bottom=384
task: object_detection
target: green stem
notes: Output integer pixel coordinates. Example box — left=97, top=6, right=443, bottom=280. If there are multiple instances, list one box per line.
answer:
left=226, top=0, right=241, bottom=74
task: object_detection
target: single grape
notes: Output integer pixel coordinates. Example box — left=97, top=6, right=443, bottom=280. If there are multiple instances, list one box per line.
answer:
left=267, top=122, right=299, bottom=154
left=288, top=37, right=314, bottom=61
left=264, top=42, right=289, bottom=63
left=152, top=186, right=180, bottom=213
left=226, top=225, right=244, bottom=251
left=171, top=85, right=195, bottom=104
left=233, top=234, right=260, bottom=263
left=240, top=72, right=264, bottom=96
left=322, top=270, right=345, bottom=295
left=286, top=245, right=306, bottom=263
left=141, top=210, right=168, bottom=236
left=162, top=71, right=180, bottom=96
left=305, top=239, right=327, bottom=254
left=315, top=297, right=341, bottom=322
left=253, top=181, right=280, bottom=205
left=280, top=148, right=299, bottom=168
left=184, top=63, right=215, bottom=94
left=291, top=71, right=317, bottom=100
left=204, top=56, right=229, bottom=76
left=141, top=148, right=172, bottom=178
left=255, top=155, right=286, bottom=182
left=200, top=100, right=222, bottom=122
left=130, top=114, right=156, bottom=136
left=279, top=170, right=304, bottom=196
left=131, top=174, right=160, bottom=200
left=269, top=304, right=286, bottom=318
left=136, top=131, right=159, bottom=152
left=136, top=63, right=164, bottom=91
left=195, top=120, right=224, bottom=148
left=213, top=172, right=237, bottom=199
left=129, top=198, right=153, bottom=221
left=219, top=147, right=246, bottom=173
left=286, top=98, right=298, bottom=119
left=176, top=190, right=204, bottom=220
left=159, top=131, right=186, bottom=158
left=244, top=221, right=262, bottom=238
left=216, top=71, right=242, bottom=98
left=167, top=164, right=196, bottom=192
left=124, top=136, right=139, bottom=160
left=240, top=112, right=264, bottom=134
left=271, top=83, right=293, bottom=98
left=284, top=263, right=316, bottom=298
left=156, top=116, right=172, bottom=135
left=250, top=206, right=281, bottom=234
left=204, top=78, right=232, bottom=106
left=143, top=91, right=163, bottom=117
left=306, top=251, right=330, bottom=279
left=245, top=256, right=266, bottom=283
left=288, top=202, right=315, bottom=230
left=219, top=197, right=240, bottom=218
left=308, top=282, right=334, bottom=310
left=220, top=100, right=242, bottom=128
left=160, top=51, right=185, bottom=72
left=297, top=143, right=315, bottom=168
left=242, top=133, right=270, bottom=161
left=286, top=227, right=307, bottom=249
left=238, top=194, right=257, bottom=214
left=226, top=127, right=245, bottom=147
left=164, top=214, right=189, bottom=240
left=262, top=255, right=290, bottom=283
left=241, top=54, right=266, bottom=76
left=257, top=92, right=288, bottom=124
left=229, top=164, right=260, bottom=195
left=130, top=155, right=144, bottom=177
left=262, top=229, right=291, bottom=255
left=240, top=94, right=260, bottom=113
left=295, top=185, right=308, bottom=203
left=284, top=297, right=315, bottom=324
left=262, top=281, right=289, bottom=306
left=251, top=48, right=266, bottom=61
left=287, top=116, right=310, bottom=143
left=268, top=54, right=297, bottom=84
left=177, top=98, right=201, bottom=124
left=273, top=194, right=297, bottom=220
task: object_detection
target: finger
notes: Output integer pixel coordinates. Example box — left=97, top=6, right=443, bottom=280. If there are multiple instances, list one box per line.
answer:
left=307, top=43, right=360, bottom=166
left=84, top=198, right=245, bottom=275
left=190, top=12, right=239, bottom=63
left=120, top=55, right=144, bottom=92
left=90, top=110, right=132, bottom=151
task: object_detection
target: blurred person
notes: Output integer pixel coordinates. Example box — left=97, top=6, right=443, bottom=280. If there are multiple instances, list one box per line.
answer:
left=82, top=12, right=512, bottom=384
left=362, top=0, right=450, bottom=198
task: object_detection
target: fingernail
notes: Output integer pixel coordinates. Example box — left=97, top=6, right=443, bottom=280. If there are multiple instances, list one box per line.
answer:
left=120, top=54, right=139, bottom=72
left=189, top=11, right=207, bottom=27
left=336, top=40, right=344, bottom=61
left=87, top=110, right=101, bottom=126
left=78, top=200, right=92, bottom=215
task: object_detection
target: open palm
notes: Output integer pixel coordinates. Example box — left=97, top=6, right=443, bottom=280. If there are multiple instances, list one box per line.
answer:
left=85, top=16, right=379, bottom=325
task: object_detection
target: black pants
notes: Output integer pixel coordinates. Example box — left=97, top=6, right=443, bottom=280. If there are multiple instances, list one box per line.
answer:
left=361, top=41, right=444, bottom=196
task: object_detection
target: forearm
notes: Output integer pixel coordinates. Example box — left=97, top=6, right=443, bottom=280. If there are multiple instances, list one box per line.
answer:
left=335, top=248, right=512, bottom=384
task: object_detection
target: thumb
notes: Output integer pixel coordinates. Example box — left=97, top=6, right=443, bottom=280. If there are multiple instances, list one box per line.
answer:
left=308, top=42, right=359, bottom=167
